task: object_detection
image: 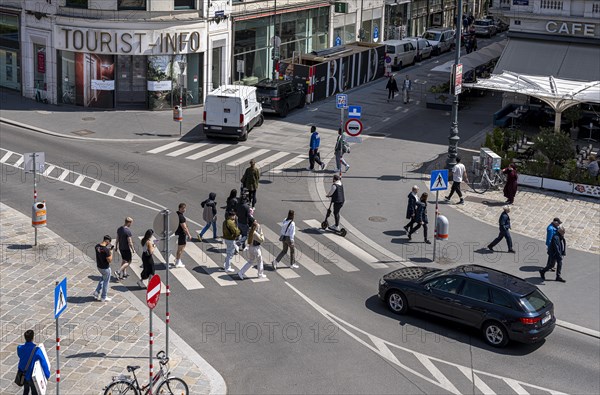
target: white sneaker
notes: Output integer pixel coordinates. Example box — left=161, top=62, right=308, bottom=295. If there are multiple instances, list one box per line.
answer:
left=238, top=272, right=245, bottom=280
left=102, top=297, right=112, bottom=302
left=345, top=164, right=350, bottom=172
left=93, top=291, right=100, bottom=301
left=175, top=262, right=185, bottom=268
left=258, top=274, right=267, bottom=279
left=226, top=267, right=235, bottom=273
left=290, top=263, right=299, bottom=269
left=272, top=260, right=278, bottom=270
left=137, top=280, right=146, bottom=289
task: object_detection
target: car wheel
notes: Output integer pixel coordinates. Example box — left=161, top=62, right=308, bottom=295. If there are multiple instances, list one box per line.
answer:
left=482, top=321, right=509, bottom=347
left=386, top=290, right=408, bottom=314
left=297, top=98, right=305, bottom=109
left=255, top=114, right=264, bottom=127
left=239, top=129, right=248, bottom=142
left=279, top=104, right=289, bottom=118
left=416, top=55, right=421, bottom=62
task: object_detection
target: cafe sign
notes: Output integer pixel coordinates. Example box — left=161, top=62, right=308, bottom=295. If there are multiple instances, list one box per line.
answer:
left=55, top=26, right=206, bottom=55
left=545, top=21, right=596, bottom=37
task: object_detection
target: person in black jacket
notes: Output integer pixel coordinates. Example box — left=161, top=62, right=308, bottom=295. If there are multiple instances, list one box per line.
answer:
left=408, top=193, right=431, bottom=243
left=326, top=174, right=345, bottom=231
left=198, top=192, right=217, bottom=241
left=386, top=74, right=399, bottom=102
left=236, top=193, right=252, bottom=251
left=539, top=226, right=566, bottom=282
left=225, top=189, right=239, bottom=216
left=403, top=185, right=419, bottom=234
left=487, top=206, right=515, bottom=253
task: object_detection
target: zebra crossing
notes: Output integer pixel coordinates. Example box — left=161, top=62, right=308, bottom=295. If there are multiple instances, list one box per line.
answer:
left=130, top=221, right=396, bottom=291
left=145, top=141, right=312, bottom=173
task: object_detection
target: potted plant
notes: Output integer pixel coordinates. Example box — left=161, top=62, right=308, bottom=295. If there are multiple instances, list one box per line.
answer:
left=426, top=81, right=452, bottom=110
left=563, top=105, right=582, bottom=139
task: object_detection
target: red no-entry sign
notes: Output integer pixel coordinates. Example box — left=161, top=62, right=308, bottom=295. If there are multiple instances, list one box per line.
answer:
left=146, top=275, right=161, bottom=309
left=345, top=119, right=363, bottom=136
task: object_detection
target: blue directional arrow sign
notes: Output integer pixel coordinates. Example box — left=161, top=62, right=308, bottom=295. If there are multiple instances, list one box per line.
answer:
left=348, top=105, right=362, bottom=119
left=430, top=170, right=449, bottom=191
left=54, top=278, right=67, bottom=319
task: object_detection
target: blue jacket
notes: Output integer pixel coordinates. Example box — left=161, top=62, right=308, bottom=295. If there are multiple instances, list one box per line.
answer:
left=309, top=132, right=320, bottom=150
left=546, top=223, right=557, bottom=247
left=499, top=212, right=511, bottom=231
left=17, top=342, right=50, bottom=381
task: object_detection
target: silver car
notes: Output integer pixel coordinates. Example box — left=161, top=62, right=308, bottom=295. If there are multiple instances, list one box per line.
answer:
left=406, top=37, right=433, bottom=62
left=473, top=19, right=497, bottom=37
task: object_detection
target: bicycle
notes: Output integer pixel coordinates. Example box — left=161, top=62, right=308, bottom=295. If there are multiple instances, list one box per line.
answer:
left=103, top=350, right=189, bottom=395
left=471, top=163, right=506, bottom=193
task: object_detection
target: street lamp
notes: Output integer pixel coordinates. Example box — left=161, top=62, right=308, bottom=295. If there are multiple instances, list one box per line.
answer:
left=446, top=0, right=463, bottom=169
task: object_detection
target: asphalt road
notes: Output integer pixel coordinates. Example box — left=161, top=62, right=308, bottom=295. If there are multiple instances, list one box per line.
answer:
left=2, top=34, right=599, bottom=395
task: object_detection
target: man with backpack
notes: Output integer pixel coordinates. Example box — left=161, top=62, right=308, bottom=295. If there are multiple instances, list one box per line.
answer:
left=16, top=329, right=50, bottom=395
left=198, top=192, right=218, bottom=242
left=222, top=211, right=241, bottom=273
left=334, top=128, right=350, bottom=173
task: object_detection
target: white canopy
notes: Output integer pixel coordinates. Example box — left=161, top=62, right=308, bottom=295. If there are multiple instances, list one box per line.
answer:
left=464, top=71, right=600, bottom=131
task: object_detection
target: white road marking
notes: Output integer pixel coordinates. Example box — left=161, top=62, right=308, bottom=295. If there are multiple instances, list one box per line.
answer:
left=125, top=193, right=134, bottom=201
left=166, top=143, right=208, bottom=157
left=168, top=254, right=204, bottom=289
left=504, top=378, right=530, bottom=395
left=184, top=242, right=238, bottom=286
left=382, top=117, right=390, bottom=122
left=293, top=227, right=359, bottom=272
left=458, top=367, right=496, bottom=395
left=556, top=319, right=600, bottom=338
left=415, top=354, right=460, bottom=395
left=107, top=186, right=118, bottom=196
left=42, top=165, right=55, bottom=177
left=147, top=141, right=186, bottom=154
left=262, top=225, right=329, bottom=276
left=90, top=180, right=102, bottom=191
left=0, top=150, right=14, bottom=163
left=186, top=145, right=230, bottom=160
left=270, top=156, right=308, bottom=174
left=73, top=174, right=86, bottom=186
left=256, top=151, right=290, bottom=169
left=206, top=145, right=253, bottom=163
left=14, top=157, right=24, bottom=167
left=226, top=148, right=270, bottom=167
left=58, top=169, right=70, bottom=181
left=304, top=220, right=387, bottom=269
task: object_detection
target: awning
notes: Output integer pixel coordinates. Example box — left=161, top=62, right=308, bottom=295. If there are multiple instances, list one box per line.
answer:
left=493, top=38, right=600, bottom=81
left=431, top=40, right=506, bottom=74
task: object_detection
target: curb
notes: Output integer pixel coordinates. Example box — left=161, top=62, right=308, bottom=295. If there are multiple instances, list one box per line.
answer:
left=0, top=117, right=180, bottom=143
left=556, top=319, right=600, bottom=339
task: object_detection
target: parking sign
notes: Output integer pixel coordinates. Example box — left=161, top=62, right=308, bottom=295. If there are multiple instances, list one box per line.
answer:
left=336, top=94, right=348, bottom=109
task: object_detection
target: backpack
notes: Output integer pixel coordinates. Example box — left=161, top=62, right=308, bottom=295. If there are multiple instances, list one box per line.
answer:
left=203, top=203, right=214, bottom=223
left=342, top=140, right=350, bottom=154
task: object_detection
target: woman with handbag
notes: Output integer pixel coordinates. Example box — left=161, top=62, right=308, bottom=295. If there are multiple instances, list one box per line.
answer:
left=238, top=217, right=266, bottom=279
left=138, top=229, right=156, bottom=289
left=272, top=210, right=298, bottom=269
left=198, top=192, right=218, bottom=241
left=16, top=329, right=50, bottom=395
left=334, top=128, right=350, bottom=173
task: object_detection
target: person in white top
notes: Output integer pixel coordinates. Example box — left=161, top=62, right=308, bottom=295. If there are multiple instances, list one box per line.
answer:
left=272, top=210, right=298, bottom=269
left=238, top=217, right=266, bottom=280
left=445, top=157, right=468, bottom=204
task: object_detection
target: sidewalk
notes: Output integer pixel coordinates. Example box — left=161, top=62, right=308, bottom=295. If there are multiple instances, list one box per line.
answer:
left=0, top=203, right=226, bottom=394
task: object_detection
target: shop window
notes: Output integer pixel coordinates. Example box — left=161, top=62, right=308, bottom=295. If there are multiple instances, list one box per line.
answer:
left=65, top=0, right=88, bottom=8
left=118, top=0, right=146, bottom=10
left=58, top=50, right=76, bottom=105
left=174, top=0, right=195, bottom=9
left=0, top=13, right=20, bottom=91
left=33, top=44, right=47, bottom=101
left=147, top=54, right=203, bottom=110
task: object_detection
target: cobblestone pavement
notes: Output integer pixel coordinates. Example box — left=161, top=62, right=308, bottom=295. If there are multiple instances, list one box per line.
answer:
left=455, top=186, right=600, bottom=254
left=0, top=203, right=222, bottom=394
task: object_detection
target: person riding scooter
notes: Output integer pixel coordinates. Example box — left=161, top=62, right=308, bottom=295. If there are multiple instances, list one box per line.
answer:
left=326, top=175, right=345, bottom=231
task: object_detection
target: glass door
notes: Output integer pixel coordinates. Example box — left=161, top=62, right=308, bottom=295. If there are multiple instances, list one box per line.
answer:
left=117, top=55, right=147, bottom=108
left=211, top=47, right=222, bottom=92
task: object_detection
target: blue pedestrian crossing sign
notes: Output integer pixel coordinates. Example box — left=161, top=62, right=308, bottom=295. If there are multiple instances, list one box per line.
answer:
left=430, top=170, right=449, bottom=191
left=54, top=278, right=67, bottom=319
left=348, top=106, right=362, bottom=119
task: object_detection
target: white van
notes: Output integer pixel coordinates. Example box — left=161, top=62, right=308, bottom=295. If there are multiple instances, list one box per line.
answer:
left=405, top=37, right=433, bottom=61
left=383, top=39, right=417, bottom=70
left=203, top=85, right=264, bottom=141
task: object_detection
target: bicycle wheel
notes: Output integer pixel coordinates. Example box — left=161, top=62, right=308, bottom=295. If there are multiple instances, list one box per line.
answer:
left=104, top=380, right=139, bottom=395
left=471, top=174, right=489, bottom=194
left=491, top=173, right=506, bottom=190
left=156, top=377, right=189, bottom=395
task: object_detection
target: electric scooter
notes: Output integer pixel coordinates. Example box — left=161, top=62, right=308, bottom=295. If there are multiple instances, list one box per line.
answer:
left=321, top=201, right=347, bottom=237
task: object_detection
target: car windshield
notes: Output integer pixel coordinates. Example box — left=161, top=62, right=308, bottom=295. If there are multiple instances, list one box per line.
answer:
left=423, top=32, right=441, bottom=41
left=520, top=289, right=550, bottom=312
left=419, top=269, right=449, bottom=282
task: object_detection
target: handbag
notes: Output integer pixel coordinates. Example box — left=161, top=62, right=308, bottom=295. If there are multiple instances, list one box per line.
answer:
left=279, top=221, right=292, bottom=241
left=15, top=347, right=37, bottom=387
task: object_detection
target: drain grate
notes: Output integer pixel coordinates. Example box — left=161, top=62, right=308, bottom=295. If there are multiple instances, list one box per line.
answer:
left=368, top=216, right=387, bottom=222
left=71, top=129, right=94, bottom=136
left=82, top=117, right=96, bottom=121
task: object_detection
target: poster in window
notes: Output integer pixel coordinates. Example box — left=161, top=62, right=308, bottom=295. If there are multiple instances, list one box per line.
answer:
left=37, top=50, right=46, bottom=74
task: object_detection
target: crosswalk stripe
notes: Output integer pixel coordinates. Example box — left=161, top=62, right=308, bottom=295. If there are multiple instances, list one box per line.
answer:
left=293, top=227, right=359, bottom=272
left=304, top=220, right=388, bottom=269
left=168, top=253, right=205, bottom=289
left=261, top=225, right=329, bottom=276
left=226, top=148, right=270, bottom=167
left=259, top=241, right=300, bottom=280
left=73, top=174, right=86, bottom=186
left=58, top=169, right=70, bottom=181
left=125, top=193, right=134, bottom=201
left=107, top=186, right=117, bottom=196
left=14, top=157, right=24, bottom=167
left=184, top=242, right=237, bottom=286
left=458, top=367, right=496, bottom=395
left=0, top=150, right=14, bottom=163
left=206, top=145, right=253, bottom=163
left=42, top=165, right=55, bottom=177
left=166, top=143, right=208, bottom=157
left=503, top=378, right=530, bottom=395
left=90, top=180, right=102, bottom=191
left=186, top=145, right=231, bottom=160
left=201, top=238, right=269, bottom=283
left=256, top=151, right=289, bottom=169
left=147, top=141, right=186, bottom=154
left=129, top=248, right=166, bottom=293
left=270, top=156, right=308, bottom=174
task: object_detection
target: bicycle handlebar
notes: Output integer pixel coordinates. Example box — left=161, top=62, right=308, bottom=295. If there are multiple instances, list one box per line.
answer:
left=156, top=350, right=169, bottom=365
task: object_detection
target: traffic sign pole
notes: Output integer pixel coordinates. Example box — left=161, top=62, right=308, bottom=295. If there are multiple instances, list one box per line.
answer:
left=55, top=280, right=60, bottom=395
left=149, top=306, right=153, bottom=395
left=33, top=154, right=37, bottom=246
left=146, top=275, right=161, bottom=395
left=433, top=191, right=439, bottom=262
left=163, top=211, right=170, bottom=358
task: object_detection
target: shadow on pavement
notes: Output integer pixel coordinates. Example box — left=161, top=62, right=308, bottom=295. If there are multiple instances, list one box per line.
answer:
left=6, top=244, right=33, bottom=249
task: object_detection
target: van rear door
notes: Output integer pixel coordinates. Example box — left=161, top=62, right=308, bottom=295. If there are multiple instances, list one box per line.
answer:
left=205, top=96, right=241, bottom=130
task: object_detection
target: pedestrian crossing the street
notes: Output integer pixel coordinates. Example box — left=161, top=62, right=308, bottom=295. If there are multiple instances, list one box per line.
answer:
left=128, top=221, right=398, bottom=292
left=144, top=141, right=312, bottom=174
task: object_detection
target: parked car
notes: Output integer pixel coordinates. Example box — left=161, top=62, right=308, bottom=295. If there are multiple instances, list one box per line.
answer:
left=255, top=79, right=305, bottom=117
left=203, top=85, right=264, bottom=141
left=483, top=15, right=509, bottom=32
left=406, top=36, right=433, bottom=61
left=422, top=27, right=455, bottom=55
left=473, top=19, right=498, bottom=37
left=378, top=264, right=556, bottom=347
left=383, top=39, right=417, bottom=69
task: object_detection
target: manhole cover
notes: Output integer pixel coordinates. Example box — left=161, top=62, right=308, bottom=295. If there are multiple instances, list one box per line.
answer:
left=368, top=216, right=387, bottom=222
left=82, top=117, right=96, bottom=121
left=368, top=132, right=387, bottom=137
left=71, top=129, right=95, bottom=136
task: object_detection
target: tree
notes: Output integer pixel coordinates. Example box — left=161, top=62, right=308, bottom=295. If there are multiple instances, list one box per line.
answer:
left=533, top=127, right=573, bottom=171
